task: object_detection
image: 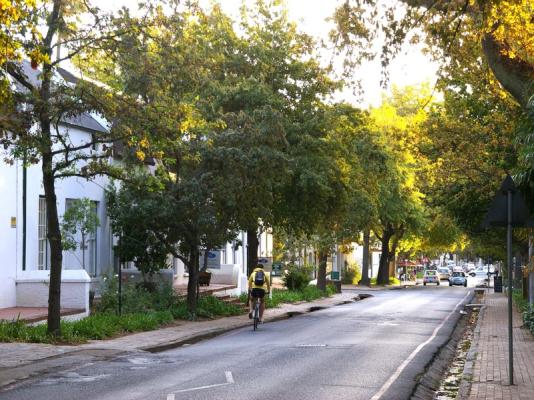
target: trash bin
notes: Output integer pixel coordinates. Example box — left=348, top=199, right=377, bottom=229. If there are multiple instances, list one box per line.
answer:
left=494, top=276, right=503, bottom=293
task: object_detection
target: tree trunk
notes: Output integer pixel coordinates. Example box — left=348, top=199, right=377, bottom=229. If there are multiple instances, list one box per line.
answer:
left=43, top=151, right=63, bottom=336
left=247, top=228, right=259, bottom=276
left=361, top=229, right=371, bottom=285
left=186, top=247, right=200, bottom=318
left=317, top=250, right=328, bottom=291
left=201, top=247, right=209, bottom=272
left=377, top=228, right=393, bottom=285
left=481, top=34, right=532, bottom=108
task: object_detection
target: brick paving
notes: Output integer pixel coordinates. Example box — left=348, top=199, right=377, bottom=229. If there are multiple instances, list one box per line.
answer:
left=0, top=307, right=85, bottom=323
left=468, top=292, right=534, bottom=400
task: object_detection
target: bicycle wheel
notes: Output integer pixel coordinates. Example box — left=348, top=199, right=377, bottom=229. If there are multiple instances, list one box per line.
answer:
left=253, top=302, right=260, bottom=331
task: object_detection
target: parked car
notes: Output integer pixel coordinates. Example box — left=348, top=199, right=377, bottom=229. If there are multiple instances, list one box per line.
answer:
left=437, top=267, right=450, bottom=281
left=449, top=271, right=468, bottom=287
left=423, top=270, right=440, bottom=286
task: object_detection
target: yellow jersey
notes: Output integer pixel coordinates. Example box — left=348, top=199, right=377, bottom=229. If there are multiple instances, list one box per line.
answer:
left=249, top=268, right=271, bottom=291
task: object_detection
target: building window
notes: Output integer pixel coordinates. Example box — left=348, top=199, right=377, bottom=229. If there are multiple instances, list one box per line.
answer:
left=220, top=247, right=227, bottom=265
left=64, top=198, right=98, bottom=277
left=232, top=241, right=239, bottom=265
left=38, top=196, right=49, bottom=270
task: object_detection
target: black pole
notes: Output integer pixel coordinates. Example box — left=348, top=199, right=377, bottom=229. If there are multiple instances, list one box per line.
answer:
left=22, top=154, right=27, bottom=271
left=118, top=235, right=122, bottom=316
left=507, top=189, right=514, bottom=385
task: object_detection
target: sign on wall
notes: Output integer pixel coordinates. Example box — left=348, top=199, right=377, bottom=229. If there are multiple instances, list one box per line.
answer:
left=200, top=250, right=221, bottom=269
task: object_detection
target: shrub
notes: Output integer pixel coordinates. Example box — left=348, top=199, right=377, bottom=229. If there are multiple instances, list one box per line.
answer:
left=522, top=306, right=534, bottom=335
left=342, top=263, right=362, bottom=284
left=513, top=289, right=528, bottom=313
left=97, top=275, right=180, bottom=314
left=370, top=276, right=400, bottom=285
left=283, top=264, right=312, bottom=291
left=241, top=285, right=335, bottom=309
left=196, top=296, right=243, bottom=319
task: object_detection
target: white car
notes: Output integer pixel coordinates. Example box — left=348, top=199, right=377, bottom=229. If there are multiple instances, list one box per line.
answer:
left=437, top=267, right=450, bottom=280
left=423, top=270, right=440, bottom=286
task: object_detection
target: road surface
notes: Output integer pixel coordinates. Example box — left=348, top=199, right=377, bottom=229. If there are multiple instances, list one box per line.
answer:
left=1, top=286, right=472, bottom=400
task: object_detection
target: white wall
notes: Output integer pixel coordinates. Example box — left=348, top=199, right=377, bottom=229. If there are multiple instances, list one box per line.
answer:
left=0, top=124, right=114, bottom=308
left=0, top=162, right=19, bottom=308
left=16, top=269, right=91, bottom=314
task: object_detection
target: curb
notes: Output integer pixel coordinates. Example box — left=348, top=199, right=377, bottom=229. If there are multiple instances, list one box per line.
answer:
left=411, top=291, right=475, bottom=400
left=456, top=299, right=486, bottom=399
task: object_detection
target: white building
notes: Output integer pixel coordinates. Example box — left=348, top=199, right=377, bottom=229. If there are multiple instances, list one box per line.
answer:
left=0, top=62, right=114, bottom=311
left=0, top=62, right=272, bottom=311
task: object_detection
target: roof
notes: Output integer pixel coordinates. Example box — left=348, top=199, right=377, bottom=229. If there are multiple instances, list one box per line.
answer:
left=12, top=60, right=109, bottom=134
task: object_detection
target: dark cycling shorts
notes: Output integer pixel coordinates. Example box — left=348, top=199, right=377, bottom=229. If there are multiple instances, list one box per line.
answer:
left=251, top=288, right=265, bottom=299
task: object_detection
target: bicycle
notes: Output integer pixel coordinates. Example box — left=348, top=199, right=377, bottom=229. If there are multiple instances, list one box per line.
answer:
left=252, top=296, right=261, bottom=331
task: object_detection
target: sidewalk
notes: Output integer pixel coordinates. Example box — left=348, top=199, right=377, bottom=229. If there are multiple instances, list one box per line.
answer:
left=467, top=292, right=534, bottom=400
left=0, top=290, right=363, bottom=388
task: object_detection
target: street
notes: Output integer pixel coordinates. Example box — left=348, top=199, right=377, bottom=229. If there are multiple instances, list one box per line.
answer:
left=1, top=287, right=472, bottom=400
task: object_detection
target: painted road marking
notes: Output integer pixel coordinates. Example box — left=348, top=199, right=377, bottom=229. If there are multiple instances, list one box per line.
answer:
left=370, top=291, right=471, bottom=400
left=170, top=371, right=234, bottom=395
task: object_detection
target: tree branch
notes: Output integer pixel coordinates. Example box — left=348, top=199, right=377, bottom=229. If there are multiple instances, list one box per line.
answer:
left=482, top=33, right=534, bottom=107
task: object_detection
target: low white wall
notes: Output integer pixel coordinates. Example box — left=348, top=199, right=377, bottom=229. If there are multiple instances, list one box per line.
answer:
left=16, top=269, right=91, bottom=315
left=210, top=264, right=240, bottom=285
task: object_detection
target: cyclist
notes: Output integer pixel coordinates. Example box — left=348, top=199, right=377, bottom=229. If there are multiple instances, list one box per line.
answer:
left=248, top=263, right=271, bottom=323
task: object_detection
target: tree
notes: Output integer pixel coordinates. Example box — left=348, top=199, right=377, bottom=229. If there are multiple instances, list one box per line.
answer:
left=331, top=0, right=534, bottom=108
left=205, top=1, right=340, bottom=275
left=368, top=86, right=429, bottom=284
left=60, top=197, right=100, bottom=270
left=79, top=3, right=259, bottom=316
left=0, top=0, right=134, bottom=335
left=106, top=178, right=170, bottom=282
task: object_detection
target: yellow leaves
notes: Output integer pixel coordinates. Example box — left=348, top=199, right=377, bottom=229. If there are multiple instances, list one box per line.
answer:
left=138, top=137, right=149, bottom=149
left=135, top=150, right=145, bottom=161
left=486, top=0, right=534, bottom=63
left=1, top=0, right=37, bottom=65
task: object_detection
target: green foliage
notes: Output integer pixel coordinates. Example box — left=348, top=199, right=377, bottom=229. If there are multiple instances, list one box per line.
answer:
left=106, top=182, right=170, bottom=277
left=370, top=276, right=401, bottom=286
left=282, top=264, right=312, bottom=291
left=0, top=311, right=174, bottom=344
left=97, top=275, right=242, bottom=320
left=513, top=289, right=529, bottom=313
left=0, top=279, right=243, bottom=344
left=60, top=198, right=100, bottom=252
left=520, top=287, right=534, bottom=336
left=240, top=285, right=335, bottom=309
left=342, top=263, right=362, bottom=284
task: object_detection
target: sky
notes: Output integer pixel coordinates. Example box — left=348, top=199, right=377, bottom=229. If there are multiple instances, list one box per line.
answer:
left=91, top=0, right=439, bottom=107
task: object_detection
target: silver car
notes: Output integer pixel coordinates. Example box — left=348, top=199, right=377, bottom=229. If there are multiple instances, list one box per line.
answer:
left=449, top=271, right=467, bottom=287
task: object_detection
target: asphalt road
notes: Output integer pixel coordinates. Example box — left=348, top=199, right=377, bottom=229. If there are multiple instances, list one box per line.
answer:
left=1, top=286, right=472, bottom=400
